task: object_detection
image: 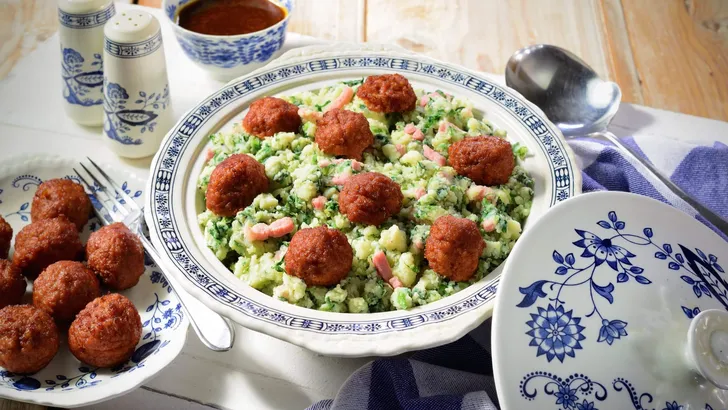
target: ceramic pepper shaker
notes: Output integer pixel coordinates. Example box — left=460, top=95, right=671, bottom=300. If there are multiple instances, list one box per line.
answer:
left=102, top=10, right=173, bottom=158
left=58, top=0, right=115, bottom=126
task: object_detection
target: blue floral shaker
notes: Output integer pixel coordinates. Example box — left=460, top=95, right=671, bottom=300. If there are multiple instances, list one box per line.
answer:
left=103, top=10, right=172, bottom=158
left=58, top=0, right=115, bottom=126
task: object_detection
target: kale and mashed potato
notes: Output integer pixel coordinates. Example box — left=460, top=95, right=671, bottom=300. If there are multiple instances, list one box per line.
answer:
left=197, top=74, right=533, bottom=313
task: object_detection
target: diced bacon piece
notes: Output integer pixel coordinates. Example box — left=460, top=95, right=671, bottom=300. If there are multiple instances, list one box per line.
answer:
left=482, top=218, right=496, bottom=232
left=413, top=239, right=424, bottom=250
left=414, top=187, right=426, bottom=199
left=404, top=123, right=417, bottom=134
left=412, top=129, right=424, bottom=141
left=438, top=171, right=454, bottom=182
left=372, top=251, right=394, bottom=281
left=462, top=107, right=472, bottom=117
left=468, top=185, right=493, bottom=202
left=205, top=149, right=215, bottom=162
left=245, top=223, right=271, bottom=242
left=312, top=195, right=327, bottom=210
left=274, top=246, right=288, bottom=261
left=325, top=86, right=354, bottom=112
left=395, top=144, right=406, bottom=156
left=268, top=217, right=295, bottom=238
left=298, top=108, right=322, bottom=122
left=419, top=96, right=430, bottom=107
left=351, top=160, right=362, bottom=171
left=423, top=145, right=446, bottom=166
left=388, top=277, right=404, bottom=289
left=318, top=159, right=331, bottom=167
left=428, top=92, right=441, bottom=99
left=332, top=172, right=351, bottom=185
left=438, top=121, right=449, bottom=133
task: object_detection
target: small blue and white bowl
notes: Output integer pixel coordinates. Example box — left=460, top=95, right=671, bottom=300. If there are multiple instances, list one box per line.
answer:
left=162, top=0, right=294, bottom=80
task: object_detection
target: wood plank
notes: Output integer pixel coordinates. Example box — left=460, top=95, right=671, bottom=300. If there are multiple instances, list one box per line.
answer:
left=0, top=401, right=44, bottom=410
left=597, top=0, right=644, bottom=105
left=0, top=0, right=58, bottom=79
left=620, top=0, right=728, bottom=121
left=364, top=0, right=612, bottom=83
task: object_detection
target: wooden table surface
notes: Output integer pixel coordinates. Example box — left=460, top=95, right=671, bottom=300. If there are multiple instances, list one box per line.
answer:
left=1, top=0, right=726, bottom=409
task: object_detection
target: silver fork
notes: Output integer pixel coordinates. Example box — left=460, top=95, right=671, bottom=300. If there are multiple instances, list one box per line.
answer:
left=74, top=158, right=235, bottom=352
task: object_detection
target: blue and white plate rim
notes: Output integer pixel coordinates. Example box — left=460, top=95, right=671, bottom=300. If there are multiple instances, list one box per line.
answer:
left=145, top=47, right=581, bottom=357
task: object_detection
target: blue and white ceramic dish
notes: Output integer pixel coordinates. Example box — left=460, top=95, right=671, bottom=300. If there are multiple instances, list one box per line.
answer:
left=145, top=45, right=581, bottom=357
left=493, top=191, right=728, bottom=410
left=0, top=156, right=188, bottom=408
left=162, top=0, right=294, bottom=80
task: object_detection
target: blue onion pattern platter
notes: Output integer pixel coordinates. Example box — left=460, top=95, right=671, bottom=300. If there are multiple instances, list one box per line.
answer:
left=0, top=155, right=188, bottom=408
left=145, top=45, right=580, bottom=357
left=493, top=191, right=728, bottom=410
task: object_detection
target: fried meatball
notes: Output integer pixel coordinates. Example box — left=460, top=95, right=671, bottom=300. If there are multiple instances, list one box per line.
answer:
left=86, top=223, right=144, bottom=290
left=0, top=260, right=25, bottom=309
left=425, top=215, right=485, bottom=282
left=314, top=109, right=374, bottom=160
left=33, top=261, right=100, bottom=322
left=356, top=74, right=417, bottom=113
left=285, top=227, right=353, bottom=287
left=31, top=179, right=92, bottom=231
left=448, top=136, right=515, bottom=186
left=242, top=96, right=302, bottom=139
left=0, top=305, right=59, bottom=373
left=13, top=217, right=83, bottom=280
left=338, top=172, right=403, bottom=226
left=68, top=294, right=141, bottom=368
left=206, top=154, right=269, bottom=217
left=0, top=216, right=11, bottom=259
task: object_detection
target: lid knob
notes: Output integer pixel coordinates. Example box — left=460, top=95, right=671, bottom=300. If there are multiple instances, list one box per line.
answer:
left=687, top=309, right=728, bottom=389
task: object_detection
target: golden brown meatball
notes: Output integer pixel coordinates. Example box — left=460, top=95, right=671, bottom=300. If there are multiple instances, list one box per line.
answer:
left=31, top=179, right=92, bottom=231
left=285, top=227, right=353, bottom=287
left=68, top=294, right=141, bottom=368
left=356, top=74, right=417, bottom=113
left=0, top=260, right=25, bottom=309
left=314, top=109, right=374, bottom=160
left=86, top=223, right=144, bottom=290
left=338, top=172, right=403, bottom=226
left=33, top=261, right=100, bottom=323
left=242, top=96, right=302, bottom=139
left=0, top=216, right=11, bottom=259
left=13, top=217, right=83, bottom=280
left=425, top=215, right=485, bottom=282
left=206, top=154, right=269, bottom=217
left=0, top=305, right=59, bottom=374
left=448, top=136, right=515, bottom=186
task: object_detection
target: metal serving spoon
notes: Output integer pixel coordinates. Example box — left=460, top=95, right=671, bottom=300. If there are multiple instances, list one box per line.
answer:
left=505, top=44, right=728, bottom=235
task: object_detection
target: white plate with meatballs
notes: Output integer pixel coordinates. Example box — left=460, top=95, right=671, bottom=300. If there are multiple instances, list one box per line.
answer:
left=146, top=44, right=581, bottom=357
left=0, top=155, right=188, bottom=408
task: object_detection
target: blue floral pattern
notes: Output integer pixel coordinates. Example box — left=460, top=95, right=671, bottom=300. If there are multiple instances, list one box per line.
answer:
left=520, top=372, right=714, bottom=410
left=518, top=212, right=656, bottom=361
left=103, top=81, right=170, bottom=145
left=61, top=48, right=103, bottom=107
left=58, top=3, right=115, bottom=29
left=166, top=0, right=293, bottom=69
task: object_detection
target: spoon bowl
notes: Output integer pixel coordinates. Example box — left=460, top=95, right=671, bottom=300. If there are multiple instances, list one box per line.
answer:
left=505, top=44, right=621, bottom=136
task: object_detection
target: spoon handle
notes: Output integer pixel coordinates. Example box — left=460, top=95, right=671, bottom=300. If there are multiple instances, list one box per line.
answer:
left=596, top=131, right=728, bottom=236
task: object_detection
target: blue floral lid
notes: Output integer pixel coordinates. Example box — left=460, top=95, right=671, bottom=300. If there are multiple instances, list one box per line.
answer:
left=493, top=191, right=728, bottom=410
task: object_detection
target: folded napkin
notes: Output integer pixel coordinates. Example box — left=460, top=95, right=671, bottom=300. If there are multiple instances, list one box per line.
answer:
left=306, top=136, right=728, bottom=410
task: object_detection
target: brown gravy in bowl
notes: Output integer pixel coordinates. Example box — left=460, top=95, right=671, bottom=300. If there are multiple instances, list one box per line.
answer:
left=176, top=0, right=286, bottom=36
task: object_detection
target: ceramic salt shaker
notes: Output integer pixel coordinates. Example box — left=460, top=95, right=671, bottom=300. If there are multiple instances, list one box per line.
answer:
left=103, top=10, right=172, bottom=158
left=58, top=0, right=115, bottom=126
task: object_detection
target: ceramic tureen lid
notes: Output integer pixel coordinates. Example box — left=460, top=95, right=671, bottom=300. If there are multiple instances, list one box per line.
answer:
left=493, top=191, right=728, bottom=410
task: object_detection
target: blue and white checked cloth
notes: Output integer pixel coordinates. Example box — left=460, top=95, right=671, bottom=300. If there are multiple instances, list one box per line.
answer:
left=307, top=136, right=728, bottom=410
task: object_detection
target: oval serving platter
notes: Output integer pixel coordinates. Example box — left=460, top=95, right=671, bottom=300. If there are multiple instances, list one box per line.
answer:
left=0, top=155, right=188, bottom=408
left=146, top=44, right=581, bottom=357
